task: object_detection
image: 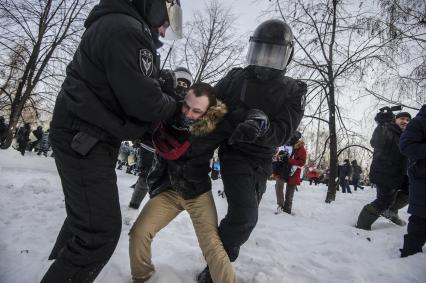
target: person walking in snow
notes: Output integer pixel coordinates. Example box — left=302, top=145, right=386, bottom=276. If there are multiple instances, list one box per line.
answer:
left=306, top=162, right=320, bottom=186
left=197, top=20, right=307, bottom=283
left=15, top=123, right=31, bottom=156
left=117, top=141, right=131, bottom=170
left=356, top=111, right=411, bottom=230
left=399, top=105, right=426, bottom=257
left=351, top=160, right=364, bottom=191
left=41, top=1, right=183, bottom=282
left=129, top=83, right=236, bottom=283
left=37, top=130, right=51, bottom=157
left=273, top=131, right=307, bottom=214
left=28, top=126, right=44, bottom=152
left=338, top=159, right=352, bottom=193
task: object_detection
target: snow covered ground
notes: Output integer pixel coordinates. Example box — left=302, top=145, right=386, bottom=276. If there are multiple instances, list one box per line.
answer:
left=0, top=148, right=425, bottom=283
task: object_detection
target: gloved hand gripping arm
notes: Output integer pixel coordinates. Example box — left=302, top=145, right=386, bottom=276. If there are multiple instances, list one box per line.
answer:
left=229, top=109, right=270, bottom=144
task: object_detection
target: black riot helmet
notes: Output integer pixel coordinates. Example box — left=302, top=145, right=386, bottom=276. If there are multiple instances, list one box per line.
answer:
left=133, top=0, right=182, bottom=39
left=247, top=19, right=294, bottom=70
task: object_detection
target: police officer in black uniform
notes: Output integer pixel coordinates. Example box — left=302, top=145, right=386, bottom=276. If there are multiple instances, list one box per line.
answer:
left=41, top=0, right=183, bottom=282
left=197, top=19, right=307, bottom=282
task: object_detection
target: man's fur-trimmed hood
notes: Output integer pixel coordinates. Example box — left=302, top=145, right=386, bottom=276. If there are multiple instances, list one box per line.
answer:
left=190, top=100, right=227, bottom=137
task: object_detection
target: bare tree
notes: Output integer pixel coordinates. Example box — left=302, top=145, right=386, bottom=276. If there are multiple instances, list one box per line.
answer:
left=366, top=0, right=426, bottom=107
left=0, top=0, right=94, bottom=148
left=169, top=0, right=245, bottom=84
left=269, top=0, right=398, bottom=203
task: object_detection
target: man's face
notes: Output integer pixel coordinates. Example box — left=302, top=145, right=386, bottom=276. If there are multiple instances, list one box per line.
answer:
left=182, top=90, right=209, bottom=121
left=157, top=21, right=170, bottom=37
left=395, top=116, right=410, bottom=130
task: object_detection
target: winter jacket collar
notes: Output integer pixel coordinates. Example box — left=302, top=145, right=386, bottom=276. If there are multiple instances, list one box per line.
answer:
left=153, top=100, right=227, bottom=160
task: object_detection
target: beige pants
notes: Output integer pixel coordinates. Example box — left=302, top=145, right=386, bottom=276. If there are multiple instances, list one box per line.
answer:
left=129, top=190, right=236, bottom=283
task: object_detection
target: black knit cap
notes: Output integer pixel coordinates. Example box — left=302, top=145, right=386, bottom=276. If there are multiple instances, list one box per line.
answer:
left=395, top=112, right=411, bottom=119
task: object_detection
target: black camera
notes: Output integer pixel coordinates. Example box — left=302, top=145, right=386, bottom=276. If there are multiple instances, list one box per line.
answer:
left=375, top=105, right=402, bottom=124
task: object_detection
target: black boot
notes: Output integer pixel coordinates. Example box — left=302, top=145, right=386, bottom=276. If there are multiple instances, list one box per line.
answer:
left=400, top=234, right=423, bottom=257
left=196, top=266, right=213, bottom=283
left=382, top=209, right=407, bottom=226
left=356, top=204, right=380, bottom=230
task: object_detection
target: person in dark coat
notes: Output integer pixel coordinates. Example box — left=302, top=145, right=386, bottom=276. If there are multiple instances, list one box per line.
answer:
left=28, top=126, right=44, bottom=151
left=15, top=123, right=31, bottom=156
left=399, top=104, right=426, bottom=257
left=37, top=129, right=51, bottom=157
left=0, top=116, right=7, bottom=147
left=339, top=159, right=352, bottom=193
left=129, top=83, right=236, bottom=283
left=41, top=1, right=183, bottom=282
left=351, top=160, right=364, bottom=191
left=197, top=19, right=307, bottom=283
left=356, top=111, right=411, bottom=230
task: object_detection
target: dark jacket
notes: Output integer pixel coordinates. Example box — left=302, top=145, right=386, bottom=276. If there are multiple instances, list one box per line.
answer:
left=352, top=164, right=362, bottom=179
left=148, top=101, right=232, bottom=200
left=369, top=121, right=407, bottom=188
left=338, top=163, right=352, bottom=180
left=50, top=0, right=176, bottom=143
left=16, top=125, right=31, bottom=144
left=400, top=105, right=426, bottom=218
left=33, top=127, right=43, bottom=141
left=215, top=67, right=307, bottom=175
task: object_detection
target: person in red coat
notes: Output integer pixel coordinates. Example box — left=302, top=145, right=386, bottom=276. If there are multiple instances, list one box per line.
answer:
left=306, top=162, right=320, bottom=185
left=274, top=131, right=307, bottom=214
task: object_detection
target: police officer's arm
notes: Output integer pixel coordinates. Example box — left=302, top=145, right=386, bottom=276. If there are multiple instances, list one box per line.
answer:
left=104, top=28, right=177, bottom=122
left=255, top=80, right=307, bottom=148
left=400, top=116, right=426, bottom=159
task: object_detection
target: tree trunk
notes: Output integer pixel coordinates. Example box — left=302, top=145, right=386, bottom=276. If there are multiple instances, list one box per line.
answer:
left=2, top=95, right=25, bottom=149
left=325, top=85, right=338, bottom=203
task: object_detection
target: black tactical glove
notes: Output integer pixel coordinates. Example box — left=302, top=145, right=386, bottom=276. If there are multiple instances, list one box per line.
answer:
left=158, top=69, right=177, bottom=96
left=229, top=109, right=270, bottom=144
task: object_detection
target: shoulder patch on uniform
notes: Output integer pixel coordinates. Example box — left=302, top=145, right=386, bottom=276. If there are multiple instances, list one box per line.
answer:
left=139, top=49, right=153, bottom=77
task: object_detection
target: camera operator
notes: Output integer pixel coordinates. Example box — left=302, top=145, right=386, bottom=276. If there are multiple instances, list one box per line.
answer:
left=356, top=109, right=411, bottom=230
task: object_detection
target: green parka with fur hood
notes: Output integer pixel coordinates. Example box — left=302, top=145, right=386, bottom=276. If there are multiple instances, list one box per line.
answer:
left=148, top=100, right=230, bottom=199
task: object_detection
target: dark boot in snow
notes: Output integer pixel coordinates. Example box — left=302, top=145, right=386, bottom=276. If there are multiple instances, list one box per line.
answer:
left=196, top=266, right=213, bottom=283
left=400, top=233, right=424, bottom=257
left=382, top=209, right=406, bottom=226
left=356, top=204, right=380, bottom=230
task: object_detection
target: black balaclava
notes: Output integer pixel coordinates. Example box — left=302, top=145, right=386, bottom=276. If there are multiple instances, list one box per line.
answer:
left=133, top=0, right=168, bottom=47
left=246, top=65, right=285, bottom=81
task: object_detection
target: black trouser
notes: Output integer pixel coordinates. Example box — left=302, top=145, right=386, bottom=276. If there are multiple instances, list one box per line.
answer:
left=129, top=170, right=150, bottom=209
left=41, top=130, right=121, bottom=283
left=339, top=178, right=351, bottom=193
left=371, top=184, right=398, bottom=212
left=371, top=177, right=408, bottom=212
left=352, top=177, right=363, bottom=191
left=218, top=169, right=267, bottom=262
left=402, top=215, right=426, bottom=257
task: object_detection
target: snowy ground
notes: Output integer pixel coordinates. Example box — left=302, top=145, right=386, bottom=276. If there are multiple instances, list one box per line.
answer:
left=0, top=148, right=425, bottom=283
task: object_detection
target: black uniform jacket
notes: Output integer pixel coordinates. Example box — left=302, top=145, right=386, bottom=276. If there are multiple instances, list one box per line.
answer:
left=214, top=67, right=307, bottom=175
left=50, top=0, right=176, bottom=143
left=369, top=122, right=407, bottom=188
left=148, top=101, right=232, bottom=200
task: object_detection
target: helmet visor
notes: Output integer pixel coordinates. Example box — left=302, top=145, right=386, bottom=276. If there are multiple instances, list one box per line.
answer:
left=164, top=1, right=183, bottom=40
left=247, top=41, right=292, bottom=70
